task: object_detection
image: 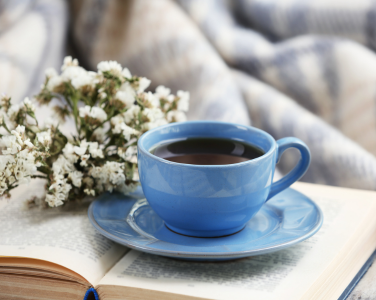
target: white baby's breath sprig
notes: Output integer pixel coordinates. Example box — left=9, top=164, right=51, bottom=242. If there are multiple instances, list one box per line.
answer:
left=0, top=124, right=50, bottom=198
left=79, top=106, right=107, bottom=124
left=0, top=56, right=189, bottom=208
left=97, top=61, right=123, bottom=77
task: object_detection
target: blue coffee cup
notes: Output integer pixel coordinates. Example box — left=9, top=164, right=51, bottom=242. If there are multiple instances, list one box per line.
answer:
left=138, top=121, right=310, bottom=237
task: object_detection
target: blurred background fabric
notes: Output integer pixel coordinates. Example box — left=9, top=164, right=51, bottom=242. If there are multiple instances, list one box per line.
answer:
left=1, top=0, right=376, bottom=190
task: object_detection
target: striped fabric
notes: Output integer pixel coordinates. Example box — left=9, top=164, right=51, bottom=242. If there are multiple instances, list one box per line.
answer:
left=1, top=0, right=376, bottom=190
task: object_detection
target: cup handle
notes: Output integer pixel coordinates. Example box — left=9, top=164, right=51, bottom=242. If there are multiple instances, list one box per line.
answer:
left=266, top=137, right=311, bottom=201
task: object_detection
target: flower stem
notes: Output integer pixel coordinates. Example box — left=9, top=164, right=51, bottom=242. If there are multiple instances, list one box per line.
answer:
left=31, top=175, right=48, bottom=179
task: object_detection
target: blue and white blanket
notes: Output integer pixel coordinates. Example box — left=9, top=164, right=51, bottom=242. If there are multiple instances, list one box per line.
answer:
left=1, top=0, right=376, bottom=189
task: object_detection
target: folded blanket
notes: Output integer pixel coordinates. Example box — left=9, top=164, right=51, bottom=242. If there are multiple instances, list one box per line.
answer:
left=1, top=0, right=376, bottom=189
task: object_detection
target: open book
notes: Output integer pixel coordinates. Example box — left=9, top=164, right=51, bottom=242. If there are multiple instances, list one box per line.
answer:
left=1, top=182, right=376, bottom=300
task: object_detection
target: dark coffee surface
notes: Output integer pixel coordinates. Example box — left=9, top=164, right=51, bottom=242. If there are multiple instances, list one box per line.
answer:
left=151, top=138, right=265, bottom=165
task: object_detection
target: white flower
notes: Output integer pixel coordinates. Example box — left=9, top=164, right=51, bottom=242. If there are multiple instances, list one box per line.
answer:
left=92, top=127, right=106, bottom=143
left=119, top=146, right=137, bottom=163
left=115, top=90, right=135, bottom=108
left=52, top=155, right=75, bottom=175
left=137, top=77, right=151, bottom=93
left=36, top=130, right=52, bottom=147
left=143, top=108, right=164, bottom=122
left=47, top=149, right=80, bottom=206
left=0, top=155, right=15, bottom=171
left=143, top=118, right=168, bottom=130
left=97, top=61, right=122, bottom=76
left=79, top=105, right=107, bottom=122
left=73, top=140, right=89, bottom=156
left=123, top=105, right=140, bottom=124
left=46, top=177, right=71, bottom=206
left=111, top=115, right=125, bottom=134
left=155, top=86, right=171, bottom=98
left=90, top=107, right=107, bottom=122
left=120, top=82, right=136, bottom=95
left=71, top=70, right=97, bottom=89
left=74, top=145, right=86, bottom=156
left=122, top=68, right=132, bottom=79
left=166, top=95, right=175, bottom=102
left=145, top=92, right=159, bottom=108
left=62, top=143, right=75, bottom=156
left=177, top=90, right=189, bottom=112
left=62, top=56, right=78, bottom=71
left=84, top=188, right=96, bottom=196
left=141, top=107, right=167, bottom=130
left=24, top=139, right=34, bottom=149
left=17, top=125, right=25, bottom=133
left=46, top=194, right=64, bottom=207
left=46, top=76, right=63, bottom=91
left=60, top=64, right=100, bottom=89
left=0, top=126, right=44, bottom=192
left=45, top=68, right=58, bottom=78
left=10, top=125, right=25, bottom=146
left=88, top=142, right=104, bottom=158
left=80, top=154, right=90, bottom=167
left=121, top=124, right=138, bottom=141
left=105, top=162, right=125, bottom=185
left=79, top=105, right=91, bottom=118
left=167, top=110, right=187, bottom=122
left=69, top=171, right=83, bottom=187
left=47, top=169, right=73, bottom=206
left=13, top=149, right=38, bottom=184
left=61, top=66, right=89, bottom=83
left=22, top=97, right=36, bottom=112
left=2, top=135, right=20, bottom=155
left=11, top=125, right=25, bottom=143
left=8, top=104, right=20, bottom=119
left=62, top=143, right=78, bottom=163
left=111, top=115, right=140, bottom=139
left=90, top=161, right=125, bottom=193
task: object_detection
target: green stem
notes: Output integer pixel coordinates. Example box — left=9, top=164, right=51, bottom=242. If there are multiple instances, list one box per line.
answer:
left=37, top=165, right=52, bottom=175
left=31, top=175, right=48, bottom=179
left=64, top=86, right=81, bottom=137
left=27, top=111, right=38, bottom=126
left=6, top=184, right=19, bottom=192
left=71, top=98, right=80, bottom=135
left=136, top=98, right=144, bottom=108
left=2, top=122, right=11, bottom=133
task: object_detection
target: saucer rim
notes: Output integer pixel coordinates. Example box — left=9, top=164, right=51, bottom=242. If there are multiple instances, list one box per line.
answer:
left=88, top=188, right=323, bottom=259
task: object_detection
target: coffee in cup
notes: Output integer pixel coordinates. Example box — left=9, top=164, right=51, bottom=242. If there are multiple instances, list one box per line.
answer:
left=151, top=137, right=265, bottom=165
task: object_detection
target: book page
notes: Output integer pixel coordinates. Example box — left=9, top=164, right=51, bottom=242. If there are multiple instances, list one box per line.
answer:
left=97, top=183, right=376, bottom=300
left=0, top=180, right=128, bottom=286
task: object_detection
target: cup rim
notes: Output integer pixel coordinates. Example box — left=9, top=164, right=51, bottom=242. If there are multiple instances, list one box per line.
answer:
left=138, top=121, right=276, bottom=168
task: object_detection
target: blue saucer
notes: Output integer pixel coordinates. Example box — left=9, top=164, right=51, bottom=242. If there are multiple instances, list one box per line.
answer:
left=88, top=188, right=323, bottom=261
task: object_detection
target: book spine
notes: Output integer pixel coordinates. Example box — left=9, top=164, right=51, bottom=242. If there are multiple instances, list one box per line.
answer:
left=83, top=287, right=100, bottom=300
left=338, top=249, right=376, bottom=300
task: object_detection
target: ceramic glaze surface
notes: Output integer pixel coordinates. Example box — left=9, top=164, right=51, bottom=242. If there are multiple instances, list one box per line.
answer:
left=88, top=187, right=323, bottom=260
left=137, top=121, right=311, bottom=237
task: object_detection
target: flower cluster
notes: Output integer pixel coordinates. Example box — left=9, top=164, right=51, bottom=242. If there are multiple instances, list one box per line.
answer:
left=0, top=57, right=189, bottom=207
left=0, top=124, right=50, bottom=196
